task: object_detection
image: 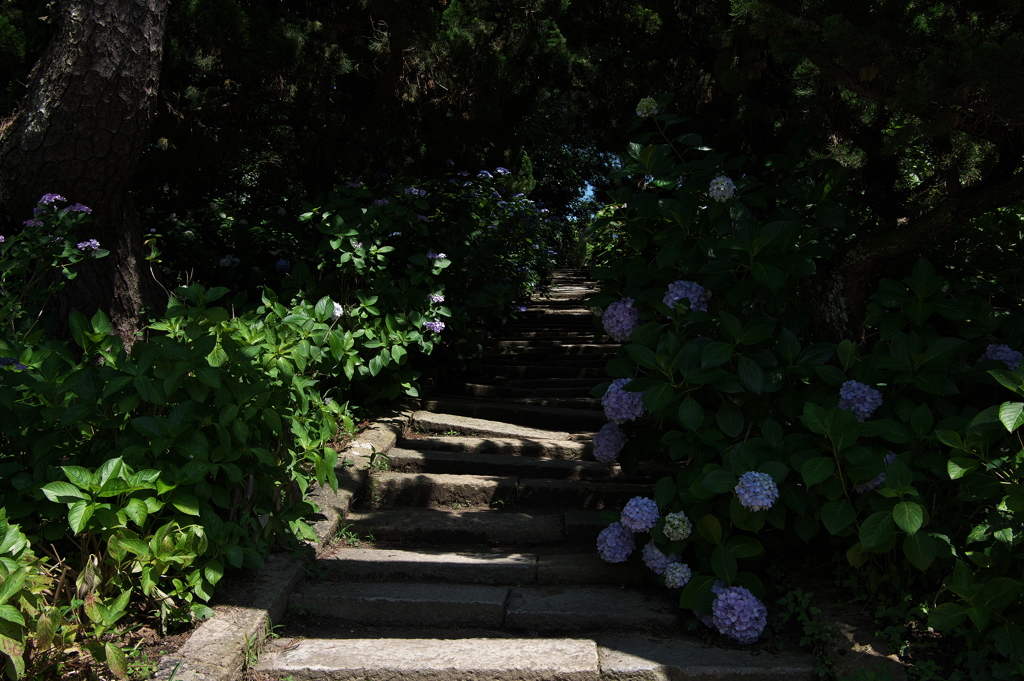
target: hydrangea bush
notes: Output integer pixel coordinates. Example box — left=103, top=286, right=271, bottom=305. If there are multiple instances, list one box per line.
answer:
left=587, top=101, right=1024, bottom=662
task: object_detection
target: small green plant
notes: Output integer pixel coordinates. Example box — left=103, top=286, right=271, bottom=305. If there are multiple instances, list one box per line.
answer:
left=777, top=589, right=835, bottom=679
left=335, top=525, right=361, bottom=548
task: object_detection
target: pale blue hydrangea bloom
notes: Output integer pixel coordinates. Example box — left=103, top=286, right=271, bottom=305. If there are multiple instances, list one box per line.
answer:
left=663, top=280, right=710, bottom=312
left=593, top=422, right=628, bottom=463
left=430, top=293, right=445, bottom=303
left=710, top=584, right=768, bottom=644
left=664, top=562, right=692, bottom=589
left=40, top=193, right=66, bottom=204
left=330, top=302, right=344, bottom=322
left=602, top=378, right=646, bottom=423
left=981, top=343, right=1023, bottom=371
left=708, top=176, right=736, bottom=202
left=734, top=471, right=779, bottom=512
left=597, top=522, right=635, bottom=563
left=76, top=239, right=100, bottom=251
left=663, top=511, right=693, bottom=541
left=635, top=97, right=658, bottom=117
left=641, top=541, right=678, bottom=575
left=839, top=380, right=883, bottom=422
left=425, top=319, right=445, bottom=333
left=620, top=496, right=659, bottom=532
left=602, top=297, right=640, bottom=342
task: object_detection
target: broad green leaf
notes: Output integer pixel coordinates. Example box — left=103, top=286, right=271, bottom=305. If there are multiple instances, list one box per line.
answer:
left=697, top=514, right=723, bottom=545
left=702, top=469, right=738, bottom=494
left=68, top=501, right=94, bottom=534
left=998, top=402, right=1024, bottom=432
left=642, top=381, right=676, bottom=413
left=928, top=603, right=968, bottom=631
left=716, top=403, right=743, bottom=438
left=727, top=535, right=764, bottom=558
left=800, top=457, right=835, bottom=486
left=678, top=396, right=704, bottom=431
left=737, top=356, right=765, bottom=394
left=993, top=622, right=1024, bottom=660
left=41, top=481, right=87, bottom=503
left=821, top=499, right=856, bottom=535
left=171, top=492, right=200, bottom=516
left=700, top=342, right=733, bottom=369
left=712, top=545, right=738, bottom=583
left=893, top=501, right=924, bottom=535
left=105, top=641, right=128, bottom=680
left=859, top=511, right=895, bottom=549
left=903, top=533, right=937, bottom=571
left=654, top=477, right=677, bottom=508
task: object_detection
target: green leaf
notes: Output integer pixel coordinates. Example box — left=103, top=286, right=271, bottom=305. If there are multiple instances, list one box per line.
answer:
left=716, top=403, right=743, bottom=438
left=800, top=457, right=835, bottom=486
left=737, top=356, right=765, bottom=394
left=859, top=419, right=911, bottom=443
left=678, top=396, right=704, bottom=431
left=105, top=641, right=128, bottom=680
left=911, top=404, right=934, bottom=437
left=821, top=499, right=856, bottom=535
left=642, top=381, right=676, bottom=413
left=712, top=545, right=738, bottom=583
left=859, top=511, right=896, bottom=549
left=947, top=457, right=976, bottom=480
left=697, top=514, right=723, bottom=545
left=903, top=533, right=937, bottom=571
left=928, top=603, right=968, bottom=631
left=998, top=402, right=1024, bottom=432
left=893, top=501, right=925, bottom=535
left=171, top=492, right=201, bottom=516
left=993, top=622, right=1024, bottom=660
left=837, top=339, right=857, bottom=370
left=726, top=535, right=764, bottom=558
left=751, top=262, right=786, bottom=291
left=68, top=501, right=94, bottom=534
left=800, top=403, right=829, bottom=435
left=0, top=568, right=27, bottom=606
left=41, top=481, right=87, bottom=503
left=700, top=342, right=733, bottom=369
left=626, top=344, right=659, bottom=370
left=654, top=477, right=677, bottom=508
left=702, top=469, right=739, bottom=494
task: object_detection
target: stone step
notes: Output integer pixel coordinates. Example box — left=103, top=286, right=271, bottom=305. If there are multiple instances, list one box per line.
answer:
left=314, top=547, right=645, bottom=585
left=435, top=394, right=602, bottom=411
left=343, top=508, right=601, bottom=545
left=398, top=435, right=591, bottom=459
left=258, top=635, right=815, bottom=681
left=502, top=377, right=605, bottom=389
left=480, top=364, right=606, bottom=379
left=411, top=410, right=578, bottom=441
left=442, top=382, right=597, bottom=398
left=285, top=582, right=680, bottom=631
left=489, top=341, right=617, bottom=353
left=499, top=330, right=598, bottom=340
left=422, top=397, right=607, bottom=431
left=481, top=354, right=612, bottom=367
left=384, top=447, right=613, bottom=478
left=368, top=470, right=649, bottom=510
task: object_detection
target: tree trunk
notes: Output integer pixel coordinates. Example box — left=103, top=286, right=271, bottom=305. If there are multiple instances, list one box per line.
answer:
left=0, top=0, right=170, bottom=346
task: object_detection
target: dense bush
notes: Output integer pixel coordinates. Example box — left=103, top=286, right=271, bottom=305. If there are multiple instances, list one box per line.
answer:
left=588, top=105, right=1023, bottom=677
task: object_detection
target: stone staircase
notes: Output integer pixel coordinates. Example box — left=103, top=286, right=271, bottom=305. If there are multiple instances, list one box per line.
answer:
left=254, top=269, right=813, bottom=680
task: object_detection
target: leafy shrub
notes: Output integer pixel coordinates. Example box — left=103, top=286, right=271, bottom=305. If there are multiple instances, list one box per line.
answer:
left=587, top=104, right=1023, bottom=673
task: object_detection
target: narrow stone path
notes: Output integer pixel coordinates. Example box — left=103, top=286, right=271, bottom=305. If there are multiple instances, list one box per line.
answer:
left=255, top=269, right=813, bottom=680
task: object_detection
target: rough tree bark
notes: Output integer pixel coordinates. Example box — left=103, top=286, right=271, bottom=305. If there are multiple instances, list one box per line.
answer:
left=0, top=0, right=170, bottom=345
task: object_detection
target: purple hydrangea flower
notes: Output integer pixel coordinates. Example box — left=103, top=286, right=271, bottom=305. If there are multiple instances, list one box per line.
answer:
left=275, top=258, right=291, bottom=274
left=855, top=452, right=898, bottom=494
left=66, top=203, right=92, bottom=213
left=602, top=298, right=641, bottom=342
left=22, top=219, right=43, bottom=228
left=663, top=511, right=693, bottom=541
left=839, top=380, right=883, bottom=422
left=373, top=199, right=389, bottom=206
left=593, top=422, right=628, bottom=463
left=0, top=357, right=27, bottom=370
left=981, top=343, right=1022, bottom=371
left=0, top=235, right=5, bottom=243
left=664, top=562, right=692, bottom=589
left=663, top=281, right=710, bottom=312
left=641, top=541, right=678, bottom=575
left=620, top=496, right=659, bottom=532
left=76, top=239, right=100, bottom=251
left=734, top=471, right=779, bottom=512
left=597, top=522, right=635, bottom=563
left=602, top=378, right=646, bottom=424
left=430, top=293, right=445, bottom=303
left=708, top=176, right=736, bottom=202
left=710, top=585, right=768, bottom=644
left=516, top=306, right=527, bottom=313
left=346, top=179, right=363, bottom=188
left=416, top=214, right=429, bottom=221
left=39, top=193, right=66, bottom=205
left=427, top=251, right=447, bottom=260
left=425, top=319, right=445, bottom=333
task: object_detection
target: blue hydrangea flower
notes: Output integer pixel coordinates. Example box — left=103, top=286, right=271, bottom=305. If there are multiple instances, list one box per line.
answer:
left=67, top=203, right=92, bottom=213
left=373, top=198, right=389, bottom=206
left=663, top=280, right=710, bottom=312
left=593, top=422, right=628, bottom=463
left=839, top=380, right=883, bottom=422
left=663, top=511, right=693, bottom=541
left=602, top=378, right=646, bottom=424
left=641, top=541, right=678, bottom=575
left=22, top=219, right=43, bottom=227
left=274, top=258, right=291, bottom=274
left=664, top=562, right=692, bottom=589
left=602, top=298, right=641, bottom=342
left=39, top=193, right=66, bottom=204
left=495, top=167, right=511, bottom=175
left=710, top=585, right=768, bottom=644
left=734, top=471, right=779, bottom=512
left=708, top=176, right=736, bottom=202
left=0, top=357, right=28, bottom=371
left=427, top=250, right=447, bottom=260
left=597, top=522, right=635, bottom=563
left=981, top=343, right=1023, bottom=371
left=620, top=496, right=659, bottom=532
left=478, top=170, right=493, bottom=179
left=855, top=452, right=897, bottom=494
left=430, top=293, right=445, bottom=303
left=76, top=239, right=100, bottom=251
left=425, top=319, right=445, bottom=333
left=0, top=235, right=5, bottom=243
left=635, top=97, right=658, bottom=117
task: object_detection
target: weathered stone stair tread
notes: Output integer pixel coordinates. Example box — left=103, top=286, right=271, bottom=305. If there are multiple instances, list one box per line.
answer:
left=344, top=508, right=568, bottom=544
left=316, top=547, right=645, bottom=585
left=488, top=365, right=606, bottom=378
left=401, top=434, right=590, bottom=458
left=258, top=637, right=601, bottom=681
left=490, top=341, right=616, bottom=351
left=385, top=447, right=613, bottom=478
left=422, top=397, right=607, bottom=430
left=447, top=382, right=598, bottom=398
left=412, top=410, right=575, bottom=440
left=287, top=582, right=678, bottom=631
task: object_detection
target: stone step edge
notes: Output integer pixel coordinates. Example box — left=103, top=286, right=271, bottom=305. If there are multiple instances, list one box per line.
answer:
left=152, top=403, right=419, bottom=681
left=257, top=636, right=816, bottom=680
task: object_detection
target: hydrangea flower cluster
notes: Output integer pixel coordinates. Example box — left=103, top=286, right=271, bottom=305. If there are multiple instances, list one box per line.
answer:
left=404, top=186, right=427, bottom=197
left=734, top=471, right=779, bottom=512
left=602, top=378, right=646, bottom=423
left=330, top=301, right=344, bottom=322
left=839, top=380, right=883, bottom=422
left=373, top=198, right=389, bottom=206
left=0, top=357, right=28, bottom=371
left=275, top=258, right=291, bottom=274
left=602, top=298, right=641, bottom=342
left=663, top=562, right=692, bottom=589
left=980, top=343, right=1023, bottom=371
left=620, top=496, right=659, bottom=532
left=67, top=203, right=92, bottom=214
left=709, top=584, right=768, bottom=644
left=219, top=255, right=240, bottom=267
left=641, top=541, right=678, bottom=575
left=708, top=176, right=736, bottom=202
left=40, top=193, right=66, bottom=204
left=597, top=522, right=635, bottom=563
left=426, top=250, right=447, bottom=259
left=76, top=239, right=100, bottom=251
left=663, top=280, right=710, bottom=312
left=593, top=422, right=628, bottom=463
left=635, top=97, right=659, bottom=117
left=663, top=511, right=693, bottom=541
left=855, top=452, right=898, bottom=494
left=424, top=319, right=445, bottom=333
left=430, top=293, right=445, bottom=303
